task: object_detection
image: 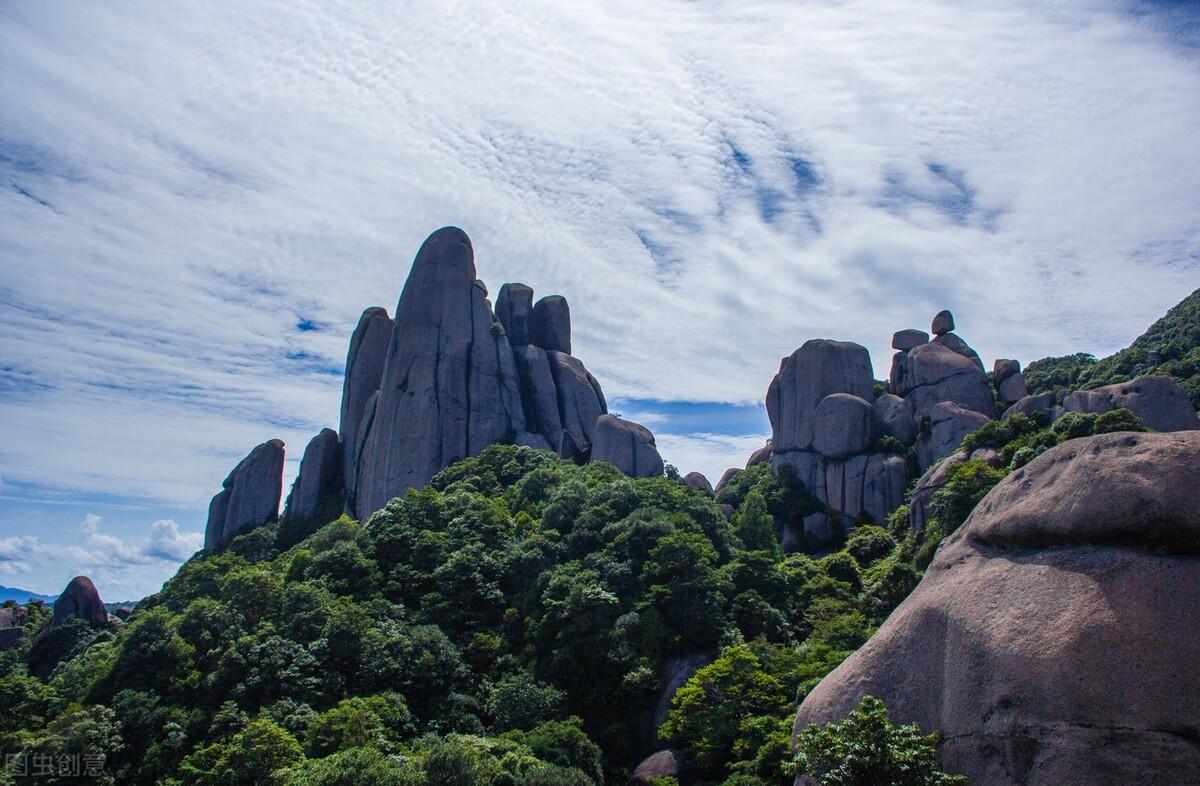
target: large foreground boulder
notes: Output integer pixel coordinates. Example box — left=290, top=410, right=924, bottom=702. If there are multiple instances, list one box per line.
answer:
left=793, top=431, right=1200, bottom=785
left=204, top=439, right=285, bottom=551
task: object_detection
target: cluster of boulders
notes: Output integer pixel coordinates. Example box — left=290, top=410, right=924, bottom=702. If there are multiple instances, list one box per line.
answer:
left=793, top=431, right=1200, bottom=785
left=204, top=228, right=664, bottom=551
left=763, top=339, right=908, bottom=552
left=1005, top=374, right=1199, bottom=432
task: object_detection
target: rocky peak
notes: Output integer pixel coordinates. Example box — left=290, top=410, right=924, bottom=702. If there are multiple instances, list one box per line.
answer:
left=204, top=438, right=285, bottom=551
left=52, top=576, right=107, bottom=629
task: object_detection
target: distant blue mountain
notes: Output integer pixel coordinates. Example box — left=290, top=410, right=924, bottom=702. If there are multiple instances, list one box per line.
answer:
left=0, top=585, right=56, bottom=604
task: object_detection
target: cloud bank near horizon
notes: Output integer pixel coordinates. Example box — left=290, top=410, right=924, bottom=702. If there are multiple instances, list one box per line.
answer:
left=2, top=0, right=1199, bottom=533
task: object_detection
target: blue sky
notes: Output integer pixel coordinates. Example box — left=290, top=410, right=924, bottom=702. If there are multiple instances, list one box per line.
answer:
left=2, top=0, right=1199, bottom=600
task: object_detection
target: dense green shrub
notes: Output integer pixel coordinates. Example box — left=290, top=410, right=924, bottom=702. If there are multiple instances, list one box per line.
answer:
left=793, top=695, right=966, bottom=785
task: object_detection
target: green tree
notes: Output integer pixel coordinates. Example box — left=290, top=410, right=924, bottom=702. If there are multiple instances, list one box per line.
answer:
left=793, top=696, right=965, bottom=785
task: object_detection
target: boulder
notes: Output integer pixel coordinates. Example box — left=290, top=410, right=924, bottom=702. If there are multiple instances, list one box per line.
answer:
left=872, top=393, right=917, bottom=445
left=682, top=471, right=713, bottom=495
left=922, top=401, right=991, bottom=468
left=547, top=351, right=607, bottom=459
left=52, top=576, right=107, bottom=628
left=495, top=283, right=534, bottom=346
left=1003, top=391, right=1059, bottom=422
left=356, top=228, right=528, bottom=517
left=932, top=331, right=984, bottom=371
left=746, top=444, right=773, bottom=467
left=892, top=341, right=995, bottom=426
left=205, top=439, right=285, bottom=551
left=998, top=371, right=1029, bottom=404
left=634, top=750, right=681, bottom=784
left=892, top=329, right=929, bottom=351
left=590, top=415, right=664, bottom=478
left=0, top=606, right=28, bottom=629
left=531, top=295, right=571, bottom=354
left=338, top=307, right=391, bottom=510
left=285, top=428, right=343, bottom=524
left=514, top=344, right=564, bottom=449
left=794, top=431, right=1200, bottom=785
left=908, top=447, right=1005, bottom=533
left=931, top=309, right=955, bottom=336
left=811, top=393, right=875, bottom=459
left=1062, top=375, right=1200, bottom=432
left=768, top=339, right=874, bottom=453
left=993, top=358, right=1021, bottom=383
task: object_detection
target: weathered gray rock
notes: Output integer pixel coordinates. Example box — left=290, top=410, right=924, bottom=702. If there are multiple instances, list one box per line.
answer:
left=590, top=414, right=664, bottom=478
left=931, top=309, right=955, bottom=336
left=909, top=447, right=1005, bottom=533
left=52, top=576, right=107, bottom=629
left=860, top=453, right=908, bottom=525
left=993, top=358, right=1021, bottom=383
left=205, top=439, right=285, bottom=551
left=795, top=431, right=1200, bottom=786
left=356, top=228, right=528, bottom=518
left=495, top=283, right=534, bottom=346
left=547, top=350, right=607, bottom=460
left=682, top=471, right=713, bottom=495
left=768, top=340, right=874, bottom=453
left=933, top=331, right=984, bottom=371
left=892, top=329, right=929, bottom=351
left=811, top=393, right=875, bottom=459
left=339, top=307, right=391, bottom=510
left=1003, top=391, right=1060, bottom=422
left=872, top=393, right=917, bottom=445
left=285, top=428, right=343, bottom=524
left=634, top=751, right=681, bottom=784
left=923, top=401, right=991, bottom=468
left=1062, top=375, right=1200, bottom=432
left=998, top=371, right=1029, bottom=404
left=531, top=295, right=571, bottom=354
left=746, top=444, right=773, bottom=467
left=0, top=606, right=28, bottom=629
left=514, top=344, right=564, bottom=449
left=893, top=341, right=995, bottom=424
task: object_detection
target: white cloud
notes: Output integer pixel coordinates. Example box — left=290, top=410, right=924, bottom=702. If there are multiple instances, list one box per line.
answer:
left=0, top=0, right=1197, bottom=513
left=0, top=515, right=203, bottom=599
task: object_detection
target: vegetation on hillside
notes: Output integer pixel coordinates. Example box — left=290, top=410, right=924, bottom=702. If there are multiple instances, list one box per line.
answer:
left=1025, top=287, right=1200, bottom=409
left=0, top=446, right=966, bottom=786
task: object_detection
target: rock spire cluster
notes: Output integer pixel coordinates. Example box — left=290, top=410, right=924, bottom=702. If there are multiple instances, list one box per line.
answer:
left=204, top=227, right=663, bottom=551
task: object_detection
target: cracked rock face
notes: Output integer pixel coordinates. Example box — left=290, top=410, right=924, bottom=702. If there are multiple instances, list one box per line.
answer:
left=794, top=431, right=1200, bottom=785
left=357, top=227, right=528, bottom=518
left=204, top=439, right=285, bottom=551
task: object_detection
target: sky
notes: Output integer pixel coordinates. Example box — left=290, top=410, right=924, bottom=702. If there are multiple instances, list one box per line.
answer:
left=1, top=0, right=1198, bottom=600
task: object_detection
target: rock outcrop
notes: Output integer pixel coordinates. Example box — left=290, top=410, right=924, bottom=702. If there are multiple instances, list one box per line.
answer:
left=682, top=471, right=713, bottom=495
left=339, top=307, right=392, bottom=516
left=633, top=750, right=682, bottom=784
left=768, top=340, right=909, bottom=551
left=1004, top=374, right=1199, bottom=433
left=993, top=358, right=1029, bottom=405
left=204, top=439, right=285, bottom=551
left=0, top=605, right=28, bottom=651
left=308, top=227, right=648, bottom=522
left=285, top=428, right=343, bottom=524
left=793, top=431, right=1200, bottom=785
left=590, top=414, right=664, bottom=478
left=51, top=576, right=107, bottom=629
left=889, top=313, right=994, bottom=470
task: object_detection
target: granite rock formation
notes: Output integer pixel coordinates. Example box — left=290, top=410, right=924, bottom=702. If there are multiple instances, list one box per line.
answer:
left=531, top=295, right=572, bottom=354
left=993, top=358, right=1029, bottom=405
left=0, top=605, right=28, bottom=651
left=590, top=414, right=665, bottom=478
left=1005, top=374, right=1199, bottom=432
left=285, top=428, right=343, bottom=524
left=793, top=431, right=1200, bottom=785
left=204, top=439, right=285, bottom=551
left=633, top=750, right=682, bottom=784
left=339, top=306, right=392, bottom=516
left=51, top=576, right=107, bottom=629
left=682, top=471, right=714, bottom=495
left=768, top=340, right=909, bottom=551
